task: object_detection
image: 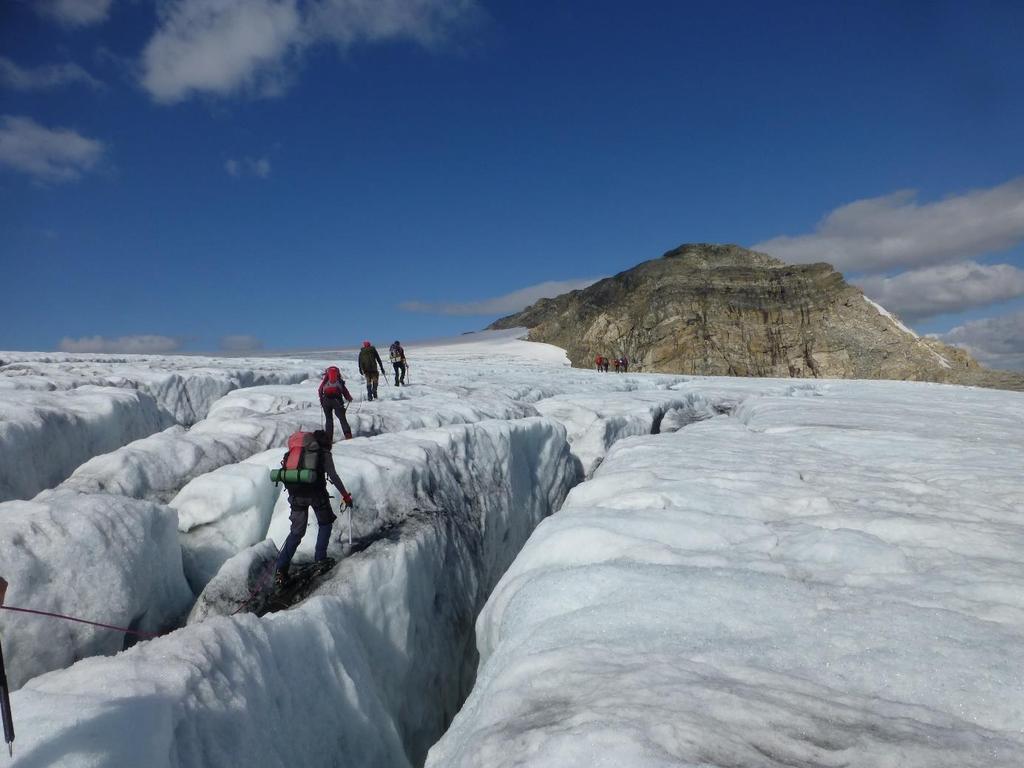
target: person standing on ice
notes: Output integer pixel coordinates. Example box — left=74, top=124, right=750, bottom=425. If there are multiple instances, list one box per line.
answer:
left=358, top=341, right=386, bottom=400
left=319, top=365, right=354, bottom=441
left=275, top=430, right=353, bottom=586
left=595, top=355, right=604, bottom=372
left=389, top=340, right=407, bottom=386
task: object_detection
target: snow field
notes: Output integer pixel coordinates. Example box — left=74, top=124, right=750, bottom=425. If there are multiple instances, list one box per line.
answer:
left=427, top=383, right=1024, bottom=767
left=9, top=417, right=579, bottom=768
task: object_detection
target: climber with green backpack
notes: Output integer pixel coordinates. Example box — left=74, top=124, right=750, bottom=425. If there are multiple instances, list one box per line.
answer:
left=270, top=429, right=353, bottom=586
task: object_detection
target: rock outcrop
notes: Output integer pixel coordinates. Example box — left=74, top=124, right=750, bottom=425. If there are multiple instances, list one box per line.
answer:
left=489, top=243, right=1024, bottom=390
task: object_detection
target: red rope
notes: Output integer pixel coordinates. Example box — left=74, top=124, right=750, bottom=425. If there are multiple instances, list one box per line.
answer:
left=0, top=605, right=160, bottom=640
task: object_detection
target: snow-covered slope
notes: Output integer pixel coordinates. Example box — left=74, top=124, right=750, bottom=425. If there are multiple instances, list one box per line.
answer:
left=2, top=333, right=1023, bottom=767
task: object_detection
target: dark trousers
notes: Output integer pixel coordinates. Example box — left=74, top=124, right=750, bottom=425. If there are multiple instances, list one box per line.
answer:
left=393, top=361, right=406, bottom=386
left=322, top=397, right=352, bottom=441
left=364, top=372, right=379, bottom=400
left=276, top=492, right=337, bottom=573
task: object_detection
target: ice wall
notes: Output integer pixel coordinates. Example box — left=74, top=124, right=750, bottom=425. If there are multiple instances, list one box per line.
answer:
left=172, top=390, right=539, bottom=591
left=533, top=390, right=722, bottom=475
left=0, top=489, right=193, bottom=689
left=426, top=383, right=1024, bottom=767
left=0, top=360, right=322, bottom=502
left=0, top=354, right=320, bottom=424
left=9, top=417, right=579, bottom=768
left=0, top=387, right=172, bottom=502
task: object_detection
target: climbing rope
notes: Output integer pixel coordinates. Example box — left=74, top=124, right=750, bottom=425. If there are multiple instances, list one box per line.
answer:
left=0, top=604, right=160, bottom=640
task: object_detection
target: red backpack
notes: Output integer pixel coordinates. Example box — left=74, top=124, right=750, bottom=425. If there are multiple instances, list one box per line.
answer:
left=269, top=431, right=322, bottom=487
left=322, top=366, right=343, bottom=397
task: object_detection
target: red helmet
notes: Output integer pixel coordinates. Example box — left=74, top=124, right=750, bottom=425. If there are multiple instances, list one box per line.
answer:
left=362, top=341, right=370, bottom=348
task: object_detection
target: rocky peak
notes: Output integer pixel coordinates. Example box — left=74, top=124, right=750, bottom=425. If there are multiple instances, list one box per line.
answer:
left=660, top=243, right=784, bottom=269
left=489, top=243, right=1023, bottom=390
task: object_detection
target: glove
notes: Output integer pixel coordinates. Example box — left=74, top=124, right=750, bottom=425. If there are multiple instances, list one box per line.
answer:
left=341, top=492, right=353, bottom=508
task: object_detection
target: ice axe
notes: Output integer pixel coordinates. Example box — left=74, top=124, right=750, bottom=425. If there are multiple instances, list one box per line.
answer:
left=0, top=577, right=15, bottom=757
left=330, top=498, right=353, bottom=548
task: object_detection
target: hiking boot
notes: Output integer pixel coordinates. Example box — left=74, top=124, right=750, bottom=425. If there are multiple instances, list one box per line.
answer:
left=274, top=570, right=290, bottom=588
left=315, top=556, right=337, bottom=570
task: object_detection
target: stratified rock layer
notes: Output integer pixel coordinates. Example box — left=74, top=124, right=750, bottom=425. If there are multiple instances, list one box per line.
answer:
left=490, top=243, right=1022, bottom=389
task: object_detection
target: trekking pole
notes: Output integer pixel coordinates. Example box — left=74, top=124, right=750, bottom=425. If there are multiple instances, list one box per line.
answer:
left=0, top=578, right=15, bottom=758
left=347, top=503, right=353, bottom=548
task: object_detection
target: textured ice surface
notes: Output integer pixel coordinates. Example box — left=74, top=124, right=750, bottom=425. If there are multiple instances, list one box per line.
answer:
left=10, top=417, right=578, bottom=768
left=427, top=380, right=1024, bottom=767
left=0, top=386, right=172, bottom=502
left=0, top=352, right=320, bottom=423
left=0, top=355, right=320, bottom=501
left=0, top=489, right=192, bottom=689
left=3, top=335, right=1023, bottom=767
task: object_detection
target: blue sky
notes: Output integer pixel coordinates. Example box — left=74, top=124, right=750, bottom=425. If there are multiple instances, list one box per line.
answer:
left=2, top=1, right=1023, bottom=367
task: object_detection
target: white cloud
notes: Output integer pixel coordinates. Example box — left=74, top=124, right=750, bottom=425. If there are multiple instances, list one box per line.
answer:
left=940, top=310, right=1024, bottom=371
left=34, top=0, right=114, bottom=27
left=58, top=335, right=183, bottom=354
left=139, top=0, right=478, bottom=103
left=0, top=57, right=103, bottom=91
left=307, top=0, right=480, bottom=49
left=753, top=177, right=1024, bottom=273
left=400, top=277, right=601, bottom=316
left=225, top=156, right=271, bottom=178
left=0, top=115, right=105, bottom=184
left=855, top=261, right=1024, bottom=322
left=220, top=334, right=263, bottom=351
left=142, top=0, right=302, bottom=104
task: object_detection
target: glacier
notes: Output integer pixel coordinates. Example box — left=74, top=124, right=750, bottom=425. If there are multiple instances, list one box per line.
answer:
left=0, top=332, right=1021, bottom=767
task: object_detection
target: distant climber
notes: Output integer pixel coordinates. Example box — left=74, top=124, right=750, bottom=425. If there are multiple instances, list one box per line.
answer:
left=594, top=355, right=604, bottom=372
left=620, top=356, right=629, bottom=373
left=389, top=341, right=407, bottom=386
left=273, top=430, right=352, bottom=586
left=358, top=341, right=386, bottom=400
left=319, top=366, right=353, bottom=441
left=613, top=358, right=621, bottom=373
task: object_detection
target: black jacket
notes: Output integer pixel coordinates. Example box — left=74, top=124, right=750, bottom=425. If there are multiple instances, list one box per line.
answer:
left=358, top=346, right=385, bottom=375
